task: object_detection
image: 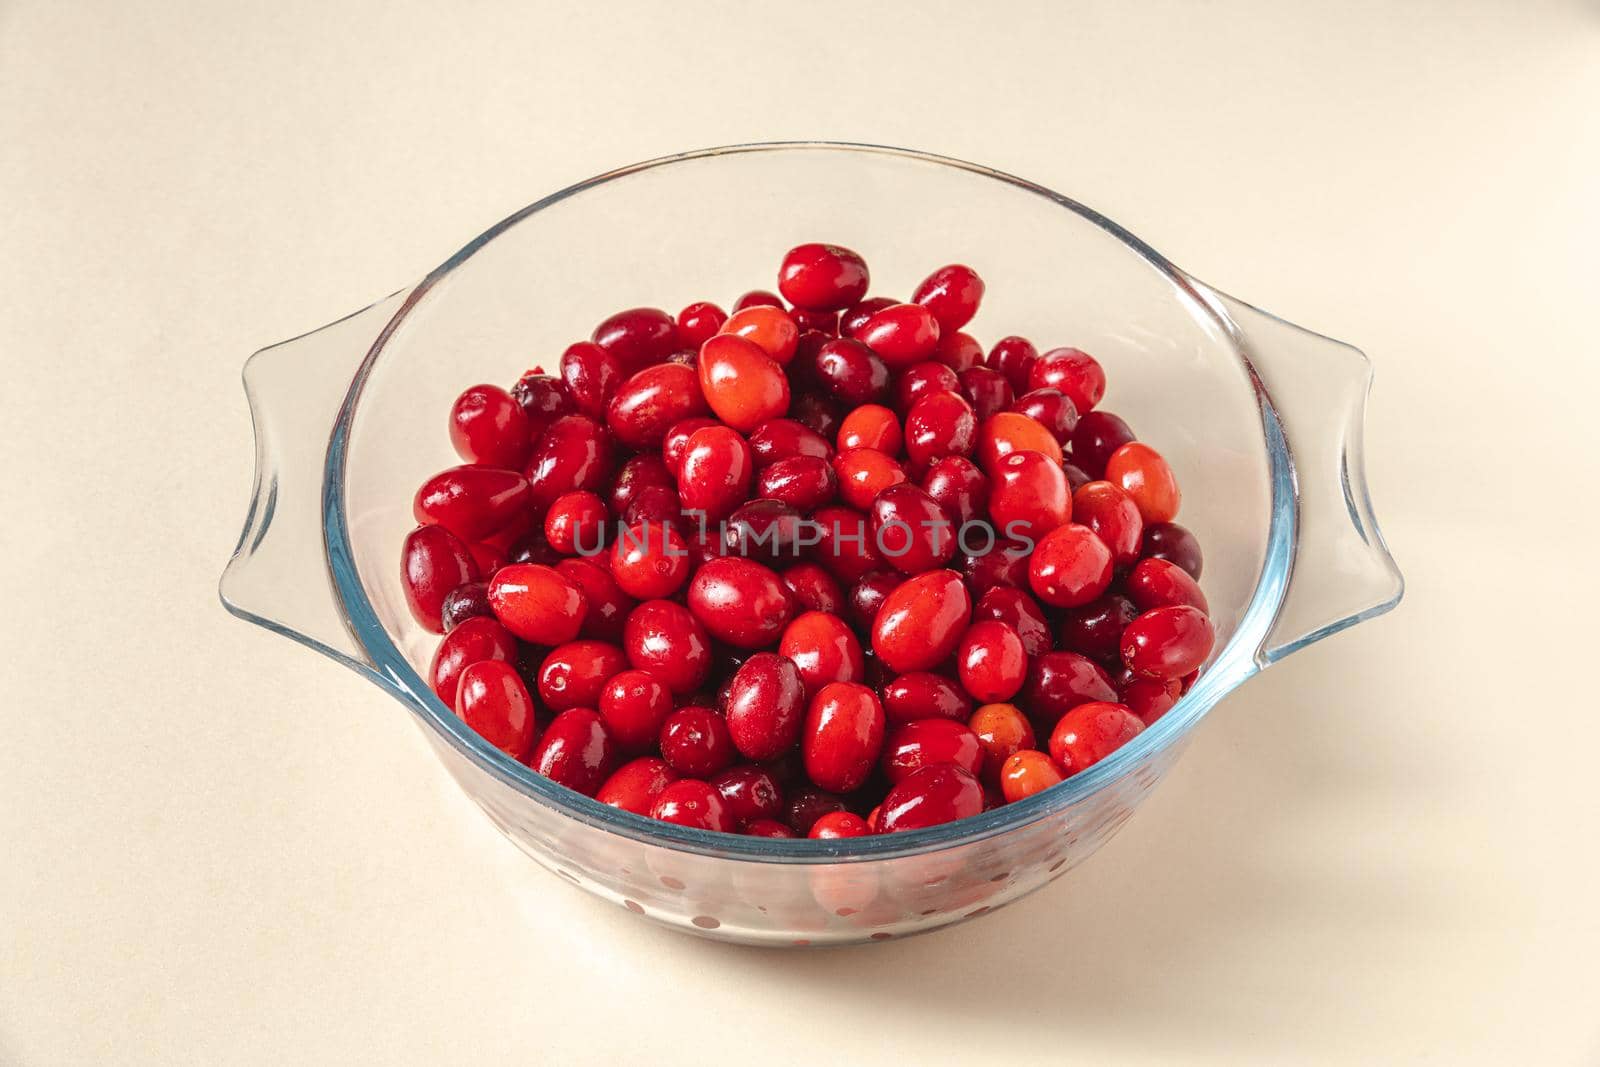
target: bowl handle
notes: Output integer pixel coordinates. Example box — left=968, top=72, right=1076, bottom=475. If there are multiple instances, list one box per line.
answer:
left=218, top=291, right=407, bottom=681
left=1198, top=287, right=1404, bottom=665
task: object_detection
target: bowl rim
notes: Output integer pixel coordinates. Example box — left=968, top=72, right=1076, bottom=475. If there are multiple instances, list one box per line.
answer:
left=324, top=140, right=1296, bottom=862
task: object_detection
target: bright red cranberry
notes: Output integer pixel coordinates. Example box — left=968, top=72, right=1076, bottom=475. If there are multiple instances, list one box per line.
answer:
left=1121, top=677, right=1182, bottom=725
left=837, top=404, right=901, bottom=454
left=658, top=705, right=736, bottom=777
left=778, top=243, right=870, bottom=310
left=1010, top=388, right=1079, bottom=444
left=756, top=455, right=837, bottom=511
left=1141, top=521, right=1203, bottom=579
left=1000, top=750, right=1065, bottom=803
left=881, top=672, right=973, bottom=724
left=622, top=484, right=682, bottom=528
left=986, top=336, right=1038, bottom=393
left=661, top=417, right=719, bottom=471
left=832, top=448, right=907, bottom=511
left=677, top=425, right=752, bottom=522
left=454, top=660, right=537, bottom=759
left=1049, top=701, right=1144, bottom=775
left=1022, top=650, right=1120, bottom=730
left=558, top=342, right=623, bottom=421
left=968, top=702, right=1035, bottom=782
left=878, top=764, right=983, bottom=832
left=527, top=708, right=618, bottom=797
left=780, top=611, right=865, bottom=697
left=806, top=337, right=891, bottom=406
left=934, top=330, right=983, bottom=373
left=596, top=756, right=678, bottom=815
left=785, top=785, right=848, bottom=835
left=870, top=483, right=957, bottom=574
left=413, top=465, right=532, bottom=542
left=1073, top=481, right=1143, bottom=566
left=537, top=640, right=626, bottom=712
left=960, top=538, right=1032, bottom=595
left=839, top=296, right=896, bottom=339
left=526, top=415, right=613, bottom=510
left=590, top=307, right=679, bottom=372
left=402, top=525, right=480, bottom=632
left=1106, top=442, right=1181, bottom=523
left=676, top=301, right=728, bottom=349
left=605, top=362, right=709, bottom=449
left=594, top=668, right=672, bottom=752
left=621, top=599, right=711, bottom=695
left=1121, top=605, right=1214, bottom=681
left=1069, top=410, right=1135, bottom=479
left=723, top=652, right=807, bottom=760
left=871, top=569, right=971, bottom=674
left=732, top=289, right=784, bottom=312
left=687, top=557, right=795, bottom=649
left=745, top=818, right=797, bottom=838
left=709, top=764, right=784, bottom=826
left=466, top=538, right=506, bottom=573
left=747, top=417, right=832, bottom=466
left=921, top=455, right=988, bottom=526
left=510, top=372, right=574, bottom=435
left=881, top=718, right=985, bottom=784
left=1031, top=347, right=1106, bottom=413
left=698, top=333, right=790, bottom=432
left=1127, top=557, right=1209, bottom=613
left=428, top=616, right=518, bottom=707
left=989, top=450, right=1071, bottom=543
left=956, top=620, right=1028, bottom=703
left=1057, top=593, right=1139, bottom=662
left=976, top=412, right=1064, bottom=476
left=609, top=520, right=690, bottom=600
left=1028, top=523, right=1114, bottom=608
left=449, top=384, right=533, bottom=468
left=781, top=563, right=845, bottom=615
left=789, top=392, right=843, bottom=439
left=974, top=586, right=1051, bottom=657
left=802, top=682, right=886, bottom=793
left=904, top=390, right=978, bottom=473
left=808, top=811, right=871, bottom=839
left=555, top=558, right=634, bottom=643
left=894, top=362, right=961, bottom=416
left=650, top=779, right=734, bottom=831
left=959, top=365, right=1015, bottom=421
left=912, top=264, right=984, bottom=331
left=543, top=491, right=609, bottom=556
left=440, top=579, right=493, bottom=632
left=812, top=505, right=886, bottom=584
left=607, top=453, right=674, bottom=517
left=487, top=563, right=587, bottom=645
left=858, top=303, right=941, bottom=368
left=720, top=499, right=805, bottom=563
left=720, top=305, right=800, bottom=364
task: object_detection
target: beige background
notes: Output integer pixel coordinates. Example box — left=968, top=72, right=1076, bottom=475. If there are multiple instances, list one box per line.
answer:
left=3, top=1, right=1598, bottom=1063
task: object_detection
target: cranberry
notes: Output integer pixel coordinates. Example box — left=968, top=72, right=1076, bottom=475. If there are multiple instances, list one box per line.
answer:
left=1021, top=650, right=1120, bottom=730
left=881, top=672, right=973, bottom=724
left=1000, top=750, right=1064, bottom=803
left=870, top=484, right=956, bottom=574
left=605, top=363, right=709, bottom=449
left=413, top=465, right=532, bottom=542
left=988, top=450, right=1071, bottom=543
left=527, top=708, right=618, bottom=796
left=591, top=307, right=679, bottom=372
left=847, top=570, right=905, bottom=631
left=537, top=640, right=627, bottom=711
left=959, top=365, right=1015, bottom=421
left=894, top=362, right=961, bottom=417
left=658, top=705, right=736, bottom=777
left=542, top=491, right=609, bottom=556
left=1106, top=442, right=1181, bottom=523
left=871, top=569, right=971, bottom=673
left=720, top=499, right=805, bottom=563
left=934, top=330, right=983, bottom=373
left=732, top=289, right=784, bottom=312
left=622, top=599, right=711, bottom=695
left=960, top=538, right=1032, bottom=595
left=720, top=305, right=800, bottom=364
left=1048, top=701, right=1144, bottom=775
left=747, top=418, right=833, bottom=467
left=676, top=301, right=728, bottom=349
left=858, top=303, right=941, bottom=368
left=449, top=384, right=533, bottom=469
left=1121, top=677, right=1182, bottom=725
left=976, top=411, right=1065, bottom=475
left=908, top=264, right=982, bottom=331
left=450, top=660, right=536, bottom=759
left=784, top=786, right=848, bottom=835
left=466, top=539, right=506, bottom=574
left=968, top=702, right=1035, bottom=781
left=525, top=415, right=613, bottom=510
left=555, top=558, right=634, bottom=643
left=1121, top=605, right=1214, bottom=681
left=709, top=764, right=784, bottom=826
left=687, top=557, right=794, bottom=649
left=921, top=456, right=988, bottom=526
left=837, top=404, right=901, bottom=454
left=1062, top=462, right=1093, bottom=492
left=401, top=524, right=480, bottom=633
left=1073, top=481, right=1143, bottom=566
left=878, top=764, right=983, bottom=832
left=1141, top=521, right=1203, bottom=580
left=607, top=453, right=674, bottom=517
left=802, top=682, right=886, bottom=793
left=789, top=392, right=843, bottom=439
left=440, top=580, right=493, bottom=632
left=556, top=342, right=621, bottom=421
left=780, top=611, right=865, bottom=698
left=428, top=616, right=518, bottom=707
left=1127, top=557, right=1209, bottom=613
left=778, top=243, right=871, bottom=310
left=974, top=586, right=1051, bottom=657
left=793, top=309, right=839, bottom=334
left=904, top=390, right=978, bottom=472
left=956, top=621, right=1028, bottom=703
left=723, top=652, right=806, bottom=760
left=745, top=818, right=796, bottom=838
left=832, top=448, right=907, bottom=511
left=881, top=718, right=985, bottom=784
left=610, top=520, right=690, bottom=600
left=1057, top=593, right=1139, bottom=662
left=986, top=336, right=1039, bottom=393
left=1028, top=523, right=1114, bottom=608
left=1010, top=388, right=1079, bottom=444
left=677, top=425, right=752, bottom=522
left=1031, top=347, right=1105, bottom=413
left=650, top=779, right=734, bottom=832
left=780, top=563, right=845, bottom=615
left=1069, top=410, right=1135, bottom=479
left=510, top=372, right=574, bottom=435
left=811, top=505, right=886, bottom=584
left=622, top=485, right=682, bottom=528
left=661, top=417, right=719, bottom=471
left=698, top=333, right=790, bottom=432
left=809, top=811, right=871, bottom=839
left=593, top=669, right=671, bottom=752
left=756, top=455, right=837, bottom=512
left=597, top=756, right=678, bottom=815
left=839, top=296, right=897, bottom=339
left=487, top=563, right=587, bottom=645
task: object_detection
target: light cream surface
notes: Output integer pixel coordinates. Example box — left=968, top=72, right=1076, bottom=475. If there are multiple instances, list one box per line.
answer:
left=3, top=2, right=1598, bottom=1063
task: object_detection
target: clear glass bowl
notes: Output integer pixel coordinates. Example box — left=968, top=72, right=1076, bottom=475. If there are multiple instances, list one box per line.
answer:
left=220, top=142, right=1403, bottom=946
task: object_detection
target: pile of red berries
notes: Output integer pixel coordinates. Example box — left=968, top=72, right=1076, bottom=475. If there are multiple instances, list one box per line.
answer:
left=401, top=243, right=1214, bottom=839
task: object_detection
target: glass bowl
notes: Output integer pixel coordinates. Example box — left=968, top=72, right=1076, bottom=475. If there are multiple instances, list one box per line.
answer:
left=220, top=142, right=1402, bottom=946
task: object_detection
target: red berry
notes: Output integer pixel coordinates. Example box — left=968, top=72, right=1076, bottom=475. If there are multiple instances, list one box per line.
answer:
left=780, top=563, right=845, bottom=615
left=802, top=682, right=886, bottom=793
left=487, top=563, right=587, bottom=645
left=621, top=599, right=711, bottom=695
left=1141, top=521, right=1204, bottom=579
left=747, top=418, right=833, bottom=467
left=881, top=671, right=973, bottom=725
left=606, top=362, right=710, bottom=450
left=870, top=484, right=957, bottom=574
left=428, top=615, right=519, bottom=707
left=870, top=569, right=972, bottom=673
left=1069, top=410, right=1135, bottom=479
left=658, top=705, right=736, bottom=777
left=1106, top=442, right=1181, bottom=524
left=597, top=756, right=678, bottom=815
left=591, top=307, right=679, bottom=372
left=1048, top=701, right=1144, bottom=774
left=527, top=708, right=619, bottom=796
left=956, top=620, right=1029, bottom=703
left=698, top=333, right=790, bottom=432
left=1056, top=593, right=1139, bottom=662
left=976, top=412, right=1063, bottom=474
left=986, top=336, right=1038, bottom=393
left=709, top=765, right=784, bottom=827
left=687, top=557, right=795, bottom=649
left=1120, top=605, right=1214, bottom=681
left=401, top=524, right=480, bottom=633
left=720, top=305, right=801, bottom=365
left=650, top=779, right=734, bottom=832
left=974, top=586, right=1052, bottom=657
left=878, top=764, right=983, bottom=832
left=610, top=520, right=691, bottom=600
left=745, top=818, right=797, bottom=838
left=598, top=669, right=674, bottom=752
left=676, top=301, right=728, bottom=349
left=911, top=264, right=985, bottom=332
left=905, top=390, right=977, bottom=471
left=1021, top=650, right=1119, bottom=731
left=858, top=303, right=941, bottom=368
left=1072, top=481, right=1143, bottom=566
left=450, top=384, right=533, bottom=468
left=837, top=403, right=901, bottom=454
left=555, top=558, right=634, bottom=644
left=756, top=455, right=837, bottom=512
left=1000, top=750, right=1064, bottom=803
left=1028, top=523, right=1114, bottom=608
left=960, top=365, right=1015, bottom=421
left=779, top=611, right=865, bottom=698
left=526, top=415, right=613, bottom=510
left=723, top=652, right=807, bottom=761
left=832, top=447, right=907, bottom=511
left=968, top=702, right=1035, bottom=783
left=778, top=243, right=870, bottom=310
left=809, top=811, right=872, bottom=839
left=559, top=342, right=623, bottom=421
left=414, top=465, right=533, bottom=542
left=1010, top=388, right=1079, bottom=444
left=1031, top=347, right=1105, bottom=413
left=1126, top=557, right=1209, bottom=613
left=537, top=640, right=627, bottom=712
left=988, top=450, right=1071, bottom=543
left=677, top=424, right=753, bottom=522
left=921, top=455, right=988, bottom=526
left=881, top=718, right=985, bottom=784
left=454, top=660, right=537, bottom=759
left=543, top=491, right=609, bottom=556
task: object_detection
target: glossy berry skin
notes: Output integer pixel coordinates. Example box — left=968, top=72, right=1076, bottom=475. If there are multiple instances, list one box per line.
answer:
left=732, top=289, right=784, bottom=312
left=793, top=309, right=839, bottom=334
left=756, top=455, right=837, bottom=512
left=723, top=499, right=808, bottom=563
left=809, top=811, right=871, bottom=839
left=878, top=764, right=984, bottom=833
left=598, top=669, right=675, bottom=752
left=622, top=599, right=711, bottom=695
left=747, top=418, right=833, bottom=467
left=968, top=702, right=1035, bottom=783
left=1069, top=410, right=1136, bottom=480
left=543, top=491, right=609, bottom=556
left=986, top=336, right=1039, bottom=393
left=487, top=563, right=587, bottom=645
left=1031, top=347, right=1106, bottom=414
left=525, top=415, right=613, bottom=511
left=803, top=682, right=887, bottom=793
left=960, top=538, right=1032, bottom=596
left=440, top=580, right=493, bottom=632
left=974, top=586, right=1052, bottom=657
left=596, top=756, right=678, bottom=815
left=959, top=365, right=1015, bottom=422
left=807, top=337, right=891, bottom=406
left=780, top=563, right=845, bottom=615
left=1106, top=442, right=1182, bottom=524
left=881, top=718, right=985, bottom=784
left=1048, top=701, right=1144, bottom=775
left=785, top=786, right=849, bottom=835
left=661, top=416, right=720, bottom=472
left=847, top=570, right=904, bottom=631
left=556, top=558, right=634, bottom=644
left=1127, top=557, right=1209, bottom=613
left=723, top=652, right=807, bottom=761
left=1062, top=462, right=1093, bottom=493
left=1000, top=750, right=1065, bottom=803
left=839, top=296, right=897, bottom=339
left=988, top=450, right=1071, bottom=543
left=922, top=456, right=988, bottom=526
left=934, top=330, right=983, bottom=373
left=590, top=307, right=679, bottom=372
left=607, top=453, right=674, bottom=517
left=812, top=506, right=886, bottom=585
left=454, top=660, right=538, bottom=760
left=870, top=484, right=956, bottom=574
left=1121, top=677, right=1182, bottom=725
left=676, top=301, right=728, bottom=349
left=720, top=305, right=800, bottom=364
left=401, top=524, right=480, bottom=632
left=658, top=706, right=737, bottom=777
left=428, top=616, right=519, bottom=707
left=745, top=818, right=797, bottom=838
left=605, top=362, right=709, bottom=450
left=871, top=569, right=972, bottom=674
left=559, top=342, right=623, bottom=421
left=957, top=621, right=1029, bottom=703
left=881, top=672, right=973, bottom=724
left=1010, top=388, right=1079, bottom=444
left=527, top=708, right=618, bottom=797
left=833, top=448, right=907, bottom=512
left=858, top=303, right=941, bottom=368
left=650, top=779, right=734, bottom=832
left=893, top=362, right=961, bottom=418
left=414, top=465, right=532, bottom=542
left=1120, top=605, right=1214, bottom=681
left=709, top=764, right=784, bottom=826
left=537, top=640, right=627, bottom=712
left=911, top=264, right=985, bottom=332
left=837, top=404, right=901, bottom=454
left=1057, top=593, right=1139, bottom=662
left=1073, top=481, right=1143, bottom=566
left=678, top=425, right=753, bottom=522
left=1028, top=523, right=1115, bottom=608
left=788, top=392, right=843, bottom=439
left=1141, top=522, right=1203, bottom=580
left=450, top=384, right=533, bottom=468
left=1021, top=650, right=1120, bottom=730
left=687, top=557, right=794, bottom=649
left=610, top=521, right=690, bottom=600
left=976, top=412, right=1064, bottom=474
left=905, top=390, right=978, bottom=470
left=779, top=243, right=870, bottom=310
left=698, top=333, right=791, bottom=432
left=622, top=484, right=682, bottom=528
left=780, top=611, right=865, bottom=698
left=510, top=372, right=574, bottom=435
